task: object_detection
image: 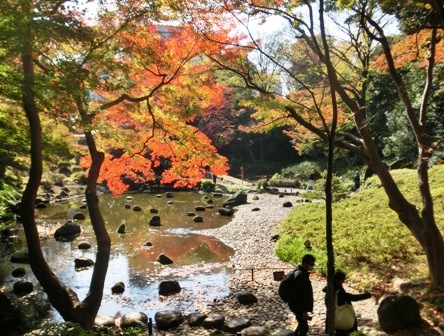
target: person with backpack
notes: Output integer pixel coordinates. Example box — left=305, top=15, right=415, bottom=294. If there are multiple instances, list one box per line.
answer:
left=279, top=254, right=316, bottom=336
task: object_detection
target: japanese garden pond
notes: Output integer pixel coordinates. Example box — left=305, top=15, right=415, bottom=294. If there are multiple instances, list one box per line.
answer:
left=1, top=191, right=235, bottom=321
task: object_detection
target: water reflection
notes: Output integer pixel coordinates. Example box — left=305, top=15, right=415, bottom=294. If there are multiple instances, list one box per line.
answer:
left=4, top=192, right=235, bottom=320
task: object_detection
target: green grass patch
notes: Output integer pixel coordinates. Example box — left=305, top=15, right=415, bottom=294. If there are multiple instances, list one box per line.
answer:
left=276, top=165, right=444, bottom=291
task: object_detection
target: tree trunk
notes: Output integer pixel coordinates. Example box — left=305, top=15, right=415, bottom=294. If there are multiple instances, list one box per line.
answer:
left=19, top=4, right=111, bottom=329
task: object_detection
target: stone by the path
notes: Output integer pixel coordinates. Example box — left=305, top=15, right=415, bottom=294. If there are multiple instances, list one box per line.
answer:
left=155, top=310, right=184, bottom=330
left=223, top=192, right=248, bottom=207
left=237, top=291, right=258, bottom=304
left=202, top=314, right=225, bottom=329
left=195, top=206, right=206, bottom=212
left=124, top=204, right=131, bottom=209
left=378, top=295, right=422, bottom=332
left=223, top=317, right=252, bottom=332
left=272, top=329, right=294, bottom=336
left=120, top=311, right=148, bottom=329
left=158, top=280, right=181, bottom=296
left=282, top=201, right=293, bottom=208
left=187, top=313, right=207, bottom=327
left=95, top=315, right=116, bottom=327
left=166, top=192, right=174, bottom=198
left=241, top=326, right=269, bottom=336
left=150, top=208, right=159, bottom=213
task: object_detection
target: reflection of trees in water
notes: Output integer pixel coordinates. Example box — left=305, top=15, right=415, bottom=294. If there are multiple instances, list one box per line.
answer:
left=32, top=192, right=234, bottom=280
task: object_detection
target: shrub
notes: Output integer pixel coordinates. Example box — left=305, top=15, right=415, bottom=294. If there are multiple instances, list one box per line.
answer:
left=201, top=179, right=215, bottom=192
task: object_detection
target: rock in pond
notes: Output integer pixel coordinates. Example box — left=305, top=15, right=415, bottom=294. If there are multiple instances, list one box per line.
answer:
left=77, top=241, right=91, bottom=250
left=158, top=280, right=181, bottom=296
left=149, top=215, right=161, bottom=226
left=74, top=257, right=94, bottom=268
left=218, top=207, right=234, bottom=216
left=54, top=221, right=81, bottom=241
left=157, top=254, right=173, bottom=265
left=12, top=267, right=26, bottom=278
left=10, top=252, right=29, bottom=264
left=13, top=280, right=33, bottom=296
left=73, top=212, right=85, bottom=220
left=111, top=281, right=125, bottom=294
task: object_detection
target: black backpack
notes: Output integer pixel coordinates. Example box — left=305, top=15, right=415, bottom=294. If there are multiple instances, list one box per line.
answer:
left=278, top=268, right=299, bottom=302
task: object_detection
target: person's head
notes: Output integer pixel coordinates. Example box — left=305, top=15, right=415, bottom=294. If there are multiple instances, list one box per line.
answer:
left=301, top=254, right=316, bottom=271
left=311, top=169, right=315, bottom=173
left=333, top=270, right=346, bottom=284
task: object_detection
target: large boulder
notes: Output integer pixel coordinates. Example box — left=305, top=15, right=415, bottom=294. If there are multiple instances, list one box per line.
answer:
left=54, top=221, right=81, bottom=241
left=155, top=310, right=184, bottom=330
left=223, top=192, right=247, bottom=207
left=377, top=295, right=422, bottom=332
left=120, top=311, right=148, bottom=329
left=158, top=280, right=181, bottom=296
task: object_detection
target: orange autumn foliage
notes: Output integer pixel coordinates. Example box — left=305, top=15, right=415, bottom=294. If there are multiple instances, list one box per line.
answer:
left=80, top=24, right=231, bottom=194
left=372, top=29, right=444, bottom=71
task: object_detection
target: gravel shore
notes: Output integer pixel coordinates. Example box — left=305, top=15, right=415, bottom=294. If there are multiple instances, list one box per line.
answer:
left=153, top=192, right=374, bottom=335
left=156, top=192, right=440, bottom=336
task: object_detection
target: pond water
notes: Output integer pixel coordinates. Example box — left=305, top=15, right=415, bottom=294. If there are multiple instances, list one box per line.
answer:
left=1, top=191, right=235, bottom=321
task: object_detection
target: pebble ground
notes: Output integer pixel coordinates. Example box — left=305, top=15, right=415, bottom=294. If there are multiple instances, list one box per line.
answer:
left=155, top=191, right=442, bottom=336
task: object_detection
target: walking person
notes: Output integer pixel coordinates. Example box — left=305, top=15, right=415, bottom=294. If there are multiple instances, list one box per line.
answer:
left=306, top=169, right=316, bottom=191
left=288, top=254, right=316, bottom=336
left=323, top=270, right=372, bottom=335
left=352, top=171, right=360, bottom=191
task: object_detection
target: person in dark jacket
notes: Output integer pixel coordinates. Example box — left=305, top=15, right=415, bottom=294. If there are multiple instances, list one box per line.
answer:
left=289, top=254, right=316, bottom=336
left=323, top=270, right=372, bottom=335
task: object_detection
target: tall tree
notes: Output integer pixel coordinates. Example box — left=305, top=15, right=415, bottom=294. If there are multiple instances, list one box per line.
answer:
left=192, top=0, right=444, bottom=290
left=0, top=0, right=230, bottom=329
